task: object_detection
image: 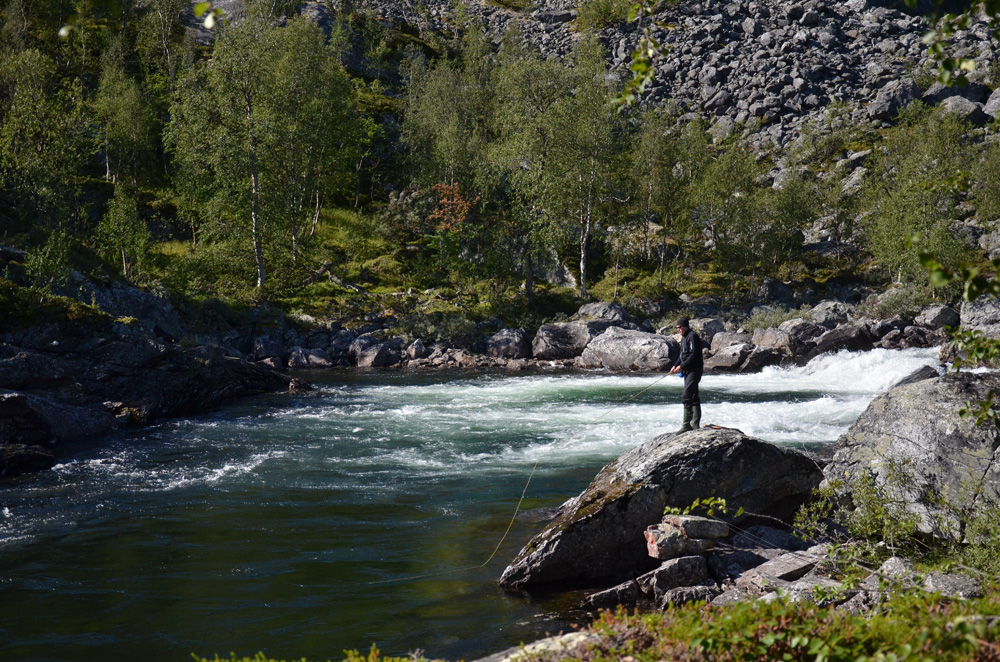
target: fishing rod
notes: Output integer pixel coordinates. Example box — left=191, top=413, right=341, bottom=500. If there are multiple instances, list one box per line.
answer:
left=368, top=370, right=678, bottom=586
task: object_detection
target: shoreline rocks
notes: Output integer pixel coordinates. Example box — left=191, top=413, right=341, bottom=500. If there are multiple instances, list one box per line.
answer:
left=498, top=427, right=824, bottom=590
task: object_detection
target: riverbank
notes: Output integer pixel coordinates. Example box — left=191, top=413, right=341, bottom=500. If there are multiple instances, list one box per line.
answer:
left=0, top=268, right=976, bottom=478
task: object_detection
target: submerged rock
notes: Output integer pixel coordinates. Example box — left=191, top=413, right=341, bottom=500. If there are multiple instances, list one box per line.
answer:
left=499, top=428, right=823, bottom=590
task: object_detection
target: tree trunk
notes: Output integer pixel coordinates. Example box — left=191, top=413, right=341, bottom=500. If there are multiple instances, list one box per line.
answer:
left=523, top=248, right=535, bottom=305
left=247, top=99, right=265, bottom=290
left=311, top=189, right=321, bottom=237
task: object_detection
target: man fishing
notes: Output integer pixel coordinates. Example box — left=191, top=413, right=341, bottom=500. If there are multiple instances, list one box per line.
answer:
left=668, top=316, right=703, bottom=433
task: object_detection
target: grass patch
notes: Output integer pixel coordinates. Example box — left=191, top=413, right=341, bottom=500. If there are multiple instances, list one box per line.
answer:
left=0, top=277, right=110, bottom=333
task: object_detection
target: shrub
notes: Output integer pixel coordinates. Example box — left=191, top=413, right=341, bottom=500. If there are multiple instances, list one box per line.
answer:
left=743, top=306, right=807, bottom=331
left=575, top=0, right=632, bottom=30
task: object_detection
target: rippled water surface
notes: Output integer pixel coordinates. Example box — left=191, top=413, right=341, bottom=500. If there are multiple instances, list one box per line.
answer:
left=0, top=348, right=941, bottom=661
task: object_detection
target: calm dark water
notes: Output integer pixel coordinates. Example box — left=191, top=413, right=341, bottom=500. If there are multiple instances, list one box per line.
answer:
left=0, top=348, right=939, bottom=661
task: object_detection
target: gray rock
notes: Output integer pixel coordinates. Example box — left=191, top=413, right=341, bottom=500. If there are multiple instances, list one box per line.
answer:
left=585, top=579, right=641, bottom=609
left=711, top=332, right=752, bottom=352
left=704, top=343, right=751, bottom=372
left=756, top=277, right=795, bottom=305
left=892, top=364, right=942, bottom=387
left=287, top=346, right=332, bottom=369
left=961, top=295, right=1000, bottom=338
left=638, top=555, right=710, bottom=597
left=663, top=514, right=731, bottom=539
left=751, top=327, right=799, bottom=358
left=822, top=372, right=1000, bottom=538
left=707, top=548, right=776, bottom=582
left=985, top=88, right=1000, bottom=118
left=405, top=338, right=431, bottom=360
left=486, top=328, right=531, bottom=360
left=807, top=323, right=874, bottom=358
left=499, top=428, right=823, bottom=589
left=532, top=320, right=613, bottom=360
left=691, top=318, right=726, bottom=347
left=659, top=582, right=720, bottom=608
left=923, top=572, right=982, bottom=599
left=739, top=346, right=785, bottom=373
left=914, top=304, right=959, bottom=330
left=349, top=333, right=379, bottom=361
left=579, top=327, right=679, bottom=371
left=573, top=301, right=638, bottom=327
left=731, top=525, right=809, bottom=551
left=778, top=318, right=826, bottom=347
left=867, top=78, right=919, bottom=121
left=737, top=545, right=828, bottom=594
left=938, top=95, right=991, bottom=126
left=250, top=335, right=287, bottom=361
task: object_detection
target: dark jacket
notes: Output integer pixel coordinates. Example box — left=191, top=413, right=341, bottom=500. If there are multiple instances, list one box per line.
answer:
left=676, top=329, right=704, bottom=375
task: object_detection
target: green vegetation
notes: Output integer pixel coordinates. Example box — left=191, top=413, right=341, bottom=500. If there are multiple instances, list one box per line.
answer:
left=193, top=646, right=437, bottom=662
left=575, top=589, right=1000, bottom=662
left=0, top=0, right=996, bottom=335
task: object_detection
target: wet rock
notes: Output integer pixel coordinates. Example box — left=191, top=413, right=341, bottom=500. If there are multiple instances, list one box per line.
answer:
left=585, top=579, right=641, bottom=609
left=739, top=346, right=785, bottom=372
left=0, top=443, right=56, bottom=476
left=807, top=323, right=874, bottom=358
left=0, top=390, right=114, bottom=446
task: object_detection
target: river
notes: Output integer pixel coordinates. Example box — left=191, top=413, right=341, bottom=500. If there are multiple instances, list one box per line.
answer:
left=0, top=347, right=941, bottom=662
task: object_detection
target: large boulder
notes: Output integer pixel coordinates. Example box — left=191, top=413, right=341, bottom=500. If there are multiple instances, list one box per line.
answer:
left=961, top=295, right=1000, bottom=338
left=498, top=428, right=823, bottom=590
left=357, top=339, right=403, bottom=368
left=808, top=300, right=854, bottom=329
left=822, top=372, right=1000, bottom=538
left=807, top=323, right=874, bottom=359
left=532, top=320, right=614, bottom=360
left=578, top=327, right=679, bottom=371
left=487, top=328, right=532, bottom=360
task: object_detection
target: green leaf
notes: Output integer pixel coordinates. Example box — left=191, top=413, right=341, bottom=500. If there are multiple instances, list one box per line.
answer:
left=193, top=1, right=211, bottom=17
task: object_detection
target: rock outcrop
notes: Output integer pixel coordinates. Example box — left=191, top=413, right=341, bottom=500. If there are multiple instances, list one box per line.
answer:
left=499, top=427, right=823, bottom=590
left=822, top=371, right=1000, bottom=538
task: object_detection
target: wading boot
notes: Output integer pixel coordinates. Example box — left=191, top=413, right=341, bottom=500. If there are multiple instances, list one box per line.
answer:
left=677, top=405, right=693, bottom=433
left=691, top=403, right=702, bottom=430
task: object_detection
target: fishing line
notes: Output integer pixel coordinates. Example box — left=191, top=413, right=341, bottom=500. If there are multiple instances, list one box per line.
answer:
left=367, top=370, right=678, bottom=586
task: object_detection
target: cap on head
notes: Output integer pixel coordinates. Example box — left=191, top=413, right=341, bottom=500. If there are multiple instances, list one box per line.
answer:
left=676, top=316, right=690, bottom=328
